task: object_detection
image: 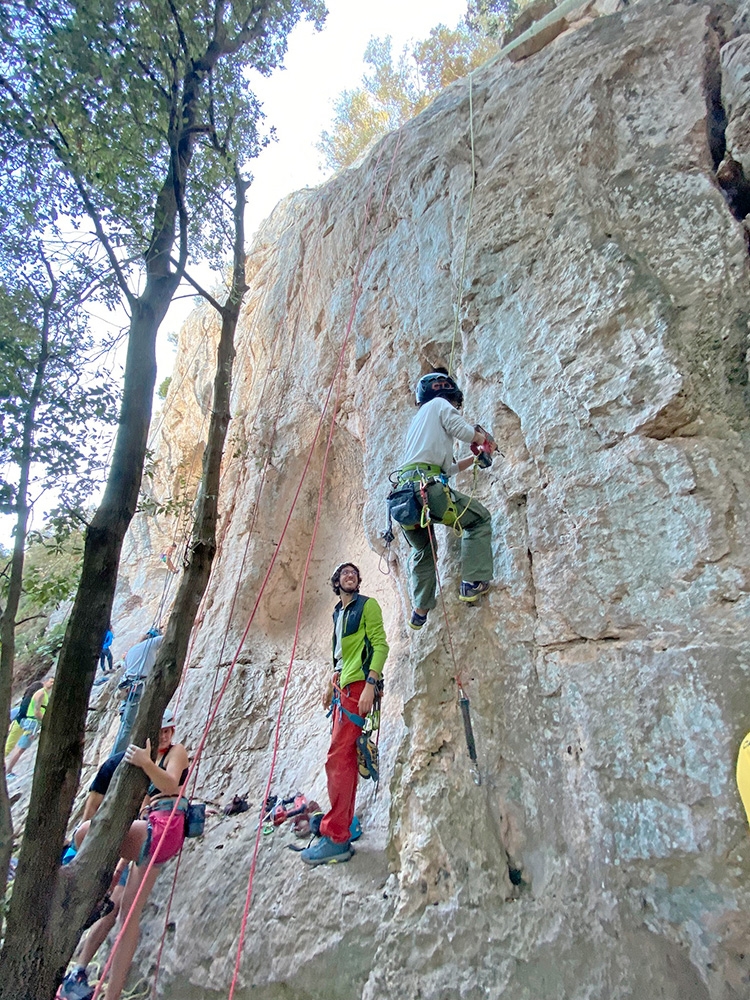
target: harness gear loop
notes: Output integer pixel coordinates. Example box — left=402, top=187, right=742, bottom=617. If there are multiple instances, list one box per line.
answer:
left=328, top=677, right=382, bottom=786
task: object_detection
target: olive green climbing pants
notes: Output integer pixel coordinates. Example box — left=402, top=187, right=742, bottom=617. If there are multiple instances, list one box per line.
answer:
left=401, top=481, right=493, bottom=611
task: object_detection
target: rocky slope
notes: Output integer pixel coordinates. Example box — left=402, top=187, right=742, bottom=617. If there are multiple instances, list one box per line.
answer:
left=81, top=1, right=750, bottom=996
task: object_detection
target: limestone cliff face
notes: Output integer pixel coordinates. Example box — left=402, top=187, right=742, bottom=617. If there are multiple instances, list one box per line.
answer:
left=104, top=2, right=750, bottom=997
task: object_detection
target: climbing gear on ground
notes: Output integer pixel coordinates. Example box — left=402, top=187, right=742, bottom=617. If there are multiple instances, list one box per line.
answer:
left=300, top=835, right=353, bottom=866
left=272, top=793, right=307, bottom=826
left=224, top=795, right=249, bottom=816
left=415, top=372, right=464, bottom=408
left=291, top=800, right=320, bottom=837
left=459, top=695, right=482, bottom=786
left=409, top=610, right=428, bottom=630
left=470, top=424, right=496, bottom=469
left=58, top=967, right=94, bottom=1000
left=459, top=580, right=491, bottom=602
left=269, top=793, right=320, bottom=835
left=309, top=811, right=324, bottom=837
left=330, top=563, right=361, bottom=594
left=356, top=732, right=379, bottom=782
left=184, top=802, right=206, bottom=838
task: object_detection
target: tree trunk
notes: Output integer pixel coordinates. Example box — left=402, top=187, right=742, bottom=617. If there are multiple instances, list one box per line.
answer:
left=0, top=170, right=248, bottom=998
left=0, top=279, right=179, bottom=999
left=0, top=295, right=51, bottom=906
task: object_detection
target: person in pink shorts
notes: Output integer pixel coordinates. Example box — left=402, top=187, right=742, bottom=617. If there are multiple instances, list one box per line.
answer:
left=67, top=709, right=188, bottom=1000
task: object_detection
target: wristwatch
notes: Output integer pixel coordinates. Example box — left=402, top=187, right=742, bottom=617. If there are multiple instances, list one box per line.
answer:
left=366, top=675, right=378, bottom=686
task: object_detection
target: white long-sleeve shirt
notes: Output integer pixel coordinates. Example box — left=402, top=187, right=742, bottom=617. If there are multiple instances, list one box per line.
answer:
left=399, top=397, right=475, bottom=476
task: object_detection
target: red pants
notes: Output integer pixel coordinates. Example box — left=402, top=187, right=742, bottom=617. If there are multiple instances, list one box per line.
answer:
left=319, top=681, right=365, bottom=844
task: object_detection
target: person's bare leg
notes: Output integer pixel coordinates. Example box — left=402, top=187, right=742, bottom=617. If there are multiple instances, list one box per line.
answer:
left=77, top=908, right=117, bottom=968
left=75, top=878, right=126, bottom=967
left=6, top=743, right=27, bottom=773
left=104, top=863, right=160, bottom=1000
left=75, top=819, right=148, bottom=861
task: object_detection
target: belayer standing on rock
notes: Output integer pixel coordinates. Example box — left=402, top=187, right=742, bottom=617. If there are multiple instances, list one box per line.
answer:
left=99, top=624, right=115, bottom=673
left=300, top=563, right=389, bottom=866
left=5, top=674, right=54, bottom=779
left=392, top=368, right=496, bottom=630
left=112, top=627, right=163, bottom=754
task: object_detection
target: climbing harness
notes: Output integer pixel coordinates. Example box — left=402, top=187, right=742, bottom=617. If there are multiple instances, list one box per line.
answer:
left=326, top=675, right=383, bottom=786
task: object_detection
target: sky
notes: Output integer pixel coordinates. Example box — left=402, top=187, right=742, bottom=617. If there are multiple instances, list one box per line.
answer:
left=0, top=0, right=468, bottom=549
left=157, top=0, right=469, bottom=363
left=244, top=0, right=468, bottom=238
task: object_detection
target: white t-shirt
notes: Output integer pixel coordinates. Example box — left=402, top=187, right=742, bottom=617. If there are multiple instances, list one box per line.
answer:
left=399, top=397, right=476, bottom=476
left=333, top=609, right=345, bottom=670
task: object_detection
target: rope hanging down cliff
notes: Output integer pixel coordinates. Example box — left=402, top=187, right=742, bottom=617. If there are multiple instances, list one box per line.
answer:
left=226, top=130, right=404, bottom=1000
left=89, top=131, right=404, bottom=1000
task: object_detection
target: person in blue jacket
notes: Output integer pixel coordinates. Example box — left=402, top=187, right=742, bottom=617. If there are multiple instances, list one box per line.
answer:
left=99, top=626, right=114, bottom=673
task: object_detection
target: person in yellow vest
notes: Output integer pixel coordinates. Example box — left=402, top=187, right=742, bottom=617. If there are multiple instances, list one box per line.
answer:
left=5, top=675, right=53, bottom=778
left=736, top=730, right=750, bottom=826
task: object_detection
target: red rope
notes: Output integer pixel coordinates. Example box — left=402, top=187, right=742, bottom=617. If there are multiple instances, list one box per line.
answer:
left=152, top=275, right=308, bottom=997
left=91, top=128, right=404, bottom=1000
left=227, top=131, right=404, bottom=1000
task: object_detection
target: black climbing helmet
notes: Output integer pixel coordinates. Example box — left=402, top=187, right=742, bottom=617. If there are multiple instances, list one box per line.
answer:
left=415, top=371, right=464, bottom=408
left=330, top=563, right=361, bottom=595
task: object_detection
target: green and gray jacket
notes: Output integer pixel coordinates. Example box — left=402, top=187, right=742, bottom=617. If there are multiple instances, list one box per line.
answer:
left=332, top=593, right=389, bottom=688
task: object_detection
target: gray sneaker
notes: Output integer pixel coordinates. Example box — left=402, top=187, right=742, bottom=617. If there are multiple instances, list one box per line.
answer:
left=459, top=580, right=490, bottom=602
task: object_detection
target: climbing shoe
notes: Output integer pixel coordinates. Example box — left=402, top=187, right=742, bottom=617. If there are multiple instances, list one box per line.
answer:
left=459, top=581, right=490, bottom=603
left=409, top=610, right=428, bottom=630
left=356, top=733, right=379, bottom=782
left=58, top=968, right=94, bottom=1000
left=300, top=836, right=352, bottom=866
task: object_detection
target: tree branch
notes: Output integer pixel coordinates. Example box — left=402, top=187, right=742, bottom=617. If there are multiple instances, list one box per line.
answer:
left=167, top=0, right=190, bottom=60
left=170, top=258, right=224, bottom=313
